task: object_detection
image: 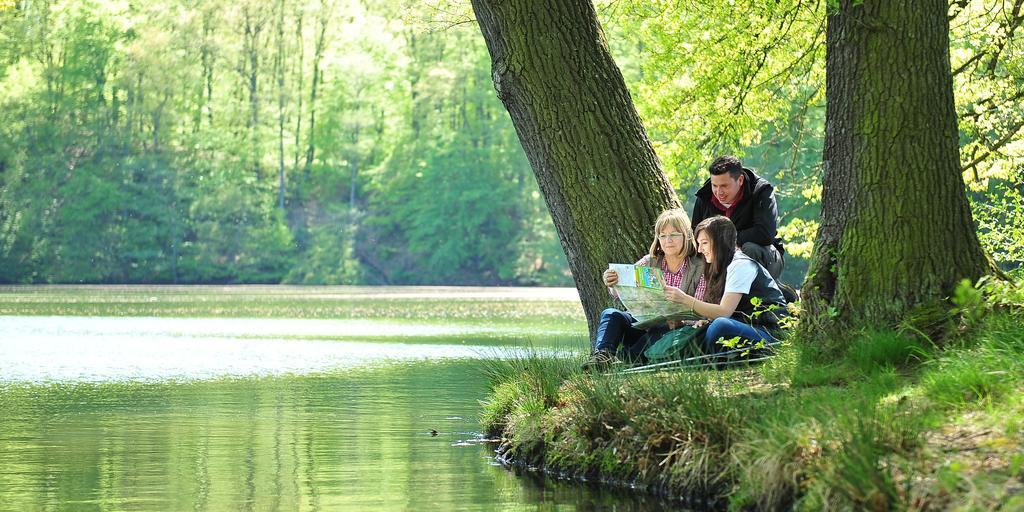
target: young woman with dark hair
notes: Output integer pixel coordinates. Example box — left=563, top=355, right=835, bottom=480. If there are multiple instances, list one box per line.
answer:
left=662, top=216, right=788, bottom=352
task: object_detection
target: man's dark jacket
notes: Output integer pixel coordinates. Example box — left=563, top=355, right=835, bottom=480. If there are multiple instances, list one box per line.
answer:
left=691, top=167, right=785, bottom=254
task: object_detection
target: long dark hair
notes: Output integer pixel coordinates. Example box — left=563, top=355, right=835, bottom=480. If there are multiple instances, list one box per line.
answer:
left=694, top=216, right=737, bottom=304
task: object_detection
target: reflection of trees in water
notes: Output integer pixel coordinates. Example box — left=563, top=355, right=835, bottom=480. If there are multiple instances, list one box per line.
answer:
left=510, top=466, right=687, bottom=512
left=0, top=361, right=642, bottom=510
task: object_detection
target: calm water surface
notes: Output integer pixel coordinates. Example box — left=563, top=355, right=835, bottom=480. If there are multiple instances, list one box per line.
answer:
left=0, top=287, right=680, bottom=511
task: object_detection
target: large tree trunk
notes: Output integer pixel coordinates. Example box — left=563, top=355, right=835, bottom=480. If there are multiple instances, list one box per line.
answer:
left=802, top=0, right=994, bottom=334
left=471, top=0, right=679, bottom=337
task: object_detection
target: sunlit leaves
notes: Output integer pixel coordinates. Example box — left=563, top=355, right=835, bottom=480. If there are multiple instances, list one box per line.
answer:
left=947, top=1, right=1024, bottom=269
left=596, top=0, right=1022, bottom=277
left=597, top=0, right=825, bottom=184
left=777, top=217, right=818, bottom=260
left=0, top=0, right=569, bottom=285
left=972, top=181, right=1024, bottom=266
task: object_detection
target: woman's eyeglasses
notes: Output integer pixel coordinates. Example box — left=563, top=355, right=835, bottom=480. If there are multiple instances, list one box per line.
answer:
left=657, top=233, right=686, bottom=241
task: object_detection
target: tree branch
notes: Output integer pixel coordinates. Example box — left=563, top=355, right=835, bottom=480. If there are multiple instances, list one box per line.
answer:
left=961, top=118, right=1024, bottom=176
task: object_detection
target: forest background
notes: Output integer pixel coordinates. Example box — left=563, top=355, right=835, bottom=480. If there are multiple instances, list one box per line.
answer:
left=1, top=0, right=1022, bottom=287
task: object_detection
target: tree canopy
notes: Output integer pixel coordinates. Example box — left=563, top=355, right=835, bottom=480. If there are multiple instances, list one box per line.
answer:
left=471, top=0, right=1018, bottom=330
left=1, top=0, right=1021, bottom=288
left=0, top=0, right=567, bottom=285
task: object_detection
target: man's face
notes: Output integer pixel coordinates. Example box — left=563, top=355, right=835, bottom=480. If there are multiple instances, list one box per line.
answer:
left=710, top=173, right=744, bottom=205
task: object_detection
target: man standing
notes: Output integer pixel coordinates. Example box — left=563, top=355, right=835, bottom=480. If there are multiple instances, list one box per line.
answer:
left=692, top=155, right=786, bottom=279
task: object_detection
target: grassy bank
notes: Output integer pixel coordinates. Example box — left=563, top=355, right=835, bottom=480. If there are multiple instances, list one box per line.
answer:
left=480, top=287, right=1024, bottom=510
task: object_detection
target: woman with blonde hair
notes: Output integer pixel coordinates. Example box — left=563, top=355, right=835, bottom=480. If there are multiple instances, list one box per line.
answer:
left=582, top=208, right=707, bottom=371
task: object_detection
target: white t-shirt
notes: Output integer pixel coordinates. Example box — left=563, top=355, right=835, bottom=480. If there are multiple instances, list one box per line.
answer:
left=724, top=257, right=759, bottom=295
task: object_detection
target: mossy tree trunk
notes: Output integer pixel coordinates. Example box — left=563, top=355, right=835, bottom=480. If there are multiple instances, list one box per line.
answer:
left=470, top=0, right=679, bottom=336
left=802, top=0, right=994, bottom=334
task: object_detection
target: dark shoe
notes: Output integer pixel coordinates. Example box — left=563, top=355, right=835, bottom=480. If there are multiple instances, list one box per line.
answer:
left=581, top=349, right=620, bottom=372
left=779, top=282, right=800, bottom=304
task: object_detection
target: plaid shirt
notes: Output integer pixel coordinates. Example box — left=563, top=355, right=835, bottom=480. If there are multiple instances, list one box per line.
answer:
left=635, top=255, right=708, bottom=300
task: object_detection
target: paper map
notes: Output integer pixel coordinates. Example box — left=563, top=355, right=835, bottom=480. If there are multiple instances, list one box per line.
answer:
left=609, top=263, right=703, bottom=329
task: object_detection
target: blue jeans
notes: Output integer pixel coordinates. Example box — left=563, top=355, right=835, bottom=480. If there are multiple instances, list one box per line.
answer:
left=702, top=317, right=778, bottom=353
left=593, top=308, right=667, bottom=362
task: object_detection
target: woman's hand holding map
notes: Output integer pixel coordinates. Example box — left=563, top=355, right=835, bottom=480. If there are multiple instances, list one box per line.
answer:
left=662, top=285, right=686, bottom=304
left=603, top=268, right=619, bottom=287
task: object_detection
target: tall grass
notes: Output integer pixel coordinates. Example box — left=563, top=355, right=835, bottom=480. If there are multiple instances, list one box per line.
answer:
left=922, top=314, right=1024, bottom=407
left=481, top=311, right=1024, bottom=509
left=480, top=349, right=582, bottom=439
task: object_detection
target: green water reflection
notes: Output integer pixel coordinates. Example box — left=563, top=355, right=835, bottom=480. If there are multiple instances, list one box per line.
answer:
left=0, top=286, right=684, bottom=510
left=0, top=360, right=679, bottom=511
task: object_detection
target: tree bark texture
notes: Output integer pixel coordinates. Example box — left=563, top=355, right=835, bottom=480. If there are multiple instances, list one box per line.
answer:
left=471, top=0, right=679, bottom=337
left=802, top=0, right=993, bottom=332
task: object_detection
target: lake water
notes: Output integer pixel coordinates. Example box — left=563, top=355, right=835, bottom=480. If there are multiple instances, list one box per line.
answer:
left=0, top=286, right=679, bottom=511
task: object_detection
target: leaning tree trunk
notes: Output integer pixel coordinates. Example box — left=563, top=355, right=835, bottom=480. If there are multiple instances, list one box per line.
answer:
left=802, top=0, right=994, bottom=335
left=471, top=0, right=678, bottom=337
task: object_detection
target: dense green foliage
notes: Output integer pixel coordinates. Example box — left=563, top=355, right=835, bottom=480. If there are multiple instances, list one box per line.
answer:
left=0, top=0, right=566, bottom=285
left=1, top=0, right=1022, bottom=285
left=601, top=0, right=1024, bottom=282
